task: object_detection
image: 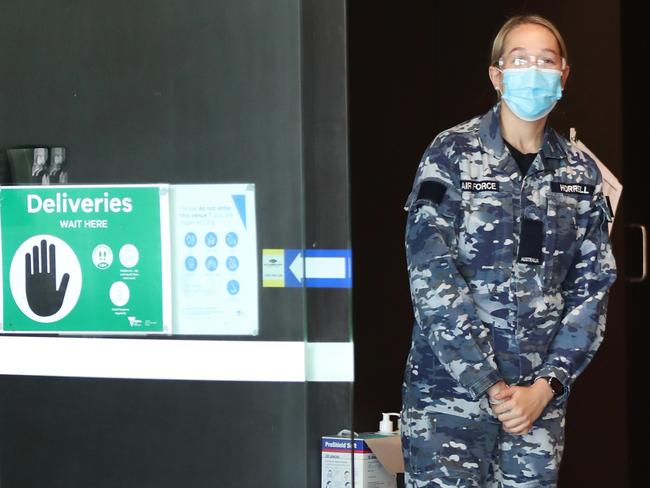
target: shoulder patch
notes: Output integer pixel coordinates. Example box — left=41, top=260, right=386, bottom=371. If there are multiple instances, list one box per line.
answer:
left=416, top=180, right=446, bottom=204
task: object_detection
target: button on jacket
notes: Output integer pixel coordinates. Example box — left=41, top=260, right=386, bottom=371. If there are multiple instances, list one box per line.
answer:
left=402, top=101, right=617, bottom=420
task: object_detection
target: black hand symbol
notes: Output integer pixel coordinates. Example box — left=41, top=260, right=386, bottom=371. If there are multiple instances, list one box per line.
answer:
left=25, top=239, right=70, bottom=317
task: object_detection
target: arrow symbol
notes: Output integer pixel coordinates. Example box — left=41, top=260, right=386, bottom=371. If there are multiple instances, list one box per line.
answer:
left=289, top=252, right=304, bottom=283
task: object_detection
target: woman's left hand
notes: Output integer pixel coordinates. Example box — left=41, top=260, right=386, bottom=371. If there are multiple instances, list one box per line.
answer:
left=489, top=381, right=553, bottom=435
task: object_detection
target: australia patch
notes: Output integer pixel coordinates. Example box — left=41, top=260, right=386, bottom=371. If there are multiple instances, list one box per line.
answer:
left=461, top=180, right=500, bottom=192
left=551, top=181, right=595, bottom=195
left=517, top=218, right=544, bottom=265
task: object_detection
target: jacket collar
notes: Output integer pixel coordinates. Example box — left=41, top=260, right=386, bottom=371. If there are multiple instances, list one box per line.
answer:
left=478, top=101, right=568, bottom=170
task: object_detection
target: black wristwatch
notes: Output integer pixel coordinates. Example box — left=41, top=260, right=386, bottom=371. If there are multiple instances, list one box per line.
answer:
left=538, top=376, right=564, bottom=398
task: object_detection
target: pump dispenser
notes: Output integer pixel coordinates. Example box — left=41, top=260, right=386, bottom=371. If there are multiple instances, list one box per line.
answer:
left=378, top=412, right=400, bottom=434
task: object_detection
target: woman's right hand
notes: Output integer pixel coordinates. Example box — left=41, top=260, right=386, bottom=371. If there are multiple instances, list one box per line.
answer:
left=487, top=380, right=511, bottom=405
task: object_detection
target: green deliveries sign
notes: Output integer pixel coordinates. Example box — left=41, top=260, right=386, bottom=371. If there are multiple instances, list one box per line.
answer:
left=0, top=185, right=171, bottom=333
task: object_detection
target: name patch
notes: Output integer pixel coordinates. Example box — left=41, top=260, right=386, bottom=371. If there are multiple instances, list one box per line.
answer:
left=461, top=180, right=500, bottom=192
left=551, top=181, right=595, bottom=195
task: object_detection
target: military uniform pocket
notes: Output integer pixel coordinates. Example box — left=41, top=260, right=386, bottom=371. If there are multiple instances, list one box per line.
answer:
left=404, top=410, right=494, bottom=478
left=545, top=193, right=581, bottom=288
left=402, top=407, right=439, bottom=475
left=459, top=191, right=515, bottom=273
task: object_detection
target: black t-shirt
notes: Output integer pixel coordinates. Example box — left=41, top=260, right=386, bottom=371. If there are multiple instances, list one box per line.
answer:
left=503, top=137, right=538, bottom=177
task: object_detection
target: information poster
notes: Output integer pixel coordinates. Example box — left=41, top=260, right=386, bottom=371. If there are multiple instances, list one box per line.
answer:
left=171, top=184, right=258, bottom=335
left=0, top=185, right=171, bottom=333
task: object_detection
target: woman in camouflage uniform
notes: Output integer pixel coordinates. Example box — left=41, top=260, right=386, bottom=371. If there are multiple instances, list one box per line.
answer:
left=400, top=13, right=617, bottom=487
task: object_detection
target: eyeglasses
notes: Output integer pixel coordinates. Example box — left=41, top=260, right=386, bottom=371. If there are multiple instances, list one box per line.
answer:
left=496, top=51, right=566, bottom=71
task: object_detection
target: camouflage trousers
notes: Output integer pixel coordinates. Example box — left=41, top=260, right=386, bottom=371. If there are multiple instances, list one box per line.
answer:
left=400, top=398, right=566, bottom=487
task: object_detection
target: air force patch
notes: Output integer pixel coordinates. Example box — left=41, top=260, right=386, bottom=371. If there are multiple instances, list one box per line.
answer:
left=461, top=180, right=499, bottom=192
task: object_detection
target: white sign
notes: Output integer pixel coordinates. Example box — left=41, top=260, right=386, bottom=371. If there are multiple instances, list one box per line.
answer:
left=170, top=184, right=258, bottom=335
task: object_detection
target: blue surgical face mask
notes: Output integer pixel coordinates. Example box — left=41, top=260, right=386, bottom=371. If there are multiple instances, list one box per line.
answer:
left=498, top=66, right=563, bottom=121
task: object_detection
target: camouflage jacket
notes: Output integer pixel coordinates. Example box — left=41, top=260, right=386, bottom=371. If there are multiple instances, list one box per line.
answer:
left=402, top=101, right=617, bottom=418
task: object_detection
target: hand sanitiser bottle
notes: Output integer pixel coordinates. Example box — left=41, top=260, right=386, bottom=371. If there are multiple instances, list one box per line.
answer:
left=378, top=412, right=400, bottom=434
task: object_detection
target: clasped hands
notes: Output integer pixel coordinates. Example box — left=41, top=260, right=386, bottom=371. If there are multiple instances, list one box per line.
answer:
left=486, top=379, right=554, bottom=435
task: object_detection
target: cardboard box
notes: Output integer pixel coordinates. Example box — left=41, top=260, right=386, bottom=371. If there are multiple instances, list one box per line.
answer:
left=321, top=434, right=398, bottom=488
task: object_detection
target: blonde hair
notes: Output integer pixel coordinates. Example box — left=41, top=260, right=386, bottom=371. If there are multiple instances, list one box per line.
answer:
left=490, top=14, right=568, bottom=100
